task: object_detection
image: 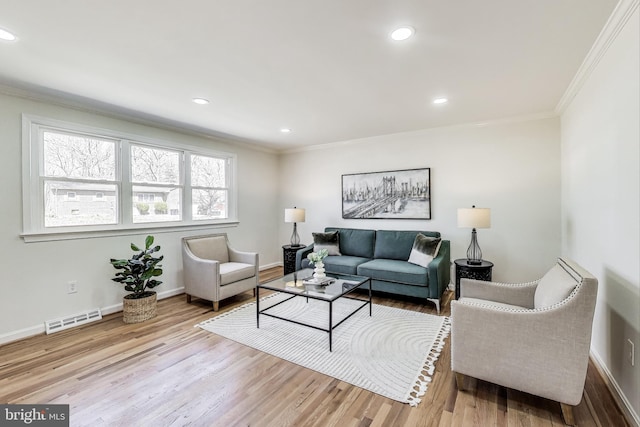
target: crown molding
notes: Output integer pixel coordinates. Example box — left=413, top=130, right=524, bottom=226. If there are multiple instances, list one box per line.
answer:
left=0, top=82, right=278, bottom=155
left=556, top=0, right=639, bottom=114
left=280, top=111, right=558, bottom=155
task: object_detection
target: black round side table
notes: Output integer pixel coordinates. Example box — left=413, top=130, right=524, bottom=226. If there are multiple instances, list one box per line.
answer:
left=283, top=244, right=305, bottom=275
left=454, top=259, right=494, bottom=299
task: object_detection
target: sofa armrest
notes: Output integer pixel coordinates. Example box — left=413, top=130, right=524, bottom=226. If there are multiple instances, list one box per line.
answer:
left=295, top=244, right=315, bottom=270
left=426, top=240, right=451, bottom=299
left=460, top=278, right=538, bottom=308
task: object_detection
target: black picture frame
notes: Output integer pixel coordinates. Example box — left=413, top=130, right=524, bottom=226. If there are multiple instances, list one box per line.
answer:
left=341, top=168, right=431, bottom=219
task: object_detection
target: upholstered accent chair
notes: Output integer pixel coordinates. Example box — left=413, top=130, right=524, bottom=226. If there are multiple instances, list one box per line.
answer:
left=451, top=257, right=598, bottom=426
left=182, top=234, right=259, bottom=311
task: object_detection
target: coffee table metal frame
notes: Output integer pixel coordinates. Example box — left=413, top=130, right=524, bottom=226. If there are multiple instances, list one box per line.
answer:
left=256, top=268, right=372, bottom=352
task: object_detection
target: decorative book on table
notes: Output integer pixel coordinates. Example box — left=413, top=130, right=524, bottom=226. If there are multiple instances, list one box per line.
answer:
left=302, top=277, right=335, bottom=286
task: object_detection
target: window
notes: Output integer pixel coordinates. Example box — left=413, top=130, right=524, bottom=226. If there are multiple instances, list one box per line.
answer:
left=42, top=130, right=117, bottom=228
left=22, top=115, right=237, bottom=240
left=191, top=154, right=229, bottom=220
left=131, top=144, right=181, bottom=224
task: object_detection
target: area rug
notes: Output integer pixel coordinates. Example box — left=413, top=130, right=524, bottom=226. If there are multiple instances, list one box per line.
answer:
left=197, top=293, right=450, bottom=406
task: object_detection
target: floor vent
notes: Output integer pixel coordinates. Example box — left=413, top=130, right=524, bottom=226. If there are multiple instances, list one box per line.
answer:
left=45, top=309, right=102, bottom=334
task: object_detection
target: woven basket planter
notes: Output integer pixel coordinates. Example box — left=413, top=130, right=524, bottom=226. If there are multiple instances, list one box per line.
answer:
left=122, top=291, right=157, bottom=324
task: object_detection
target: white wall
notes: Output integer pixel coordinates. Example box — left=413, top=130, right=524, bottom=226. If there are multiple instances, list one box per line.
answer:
left=0, top=92, right=281, bottom=342
left=560, top=7, right=640, bottom=422
left=279, top=117, right=562, bottom=283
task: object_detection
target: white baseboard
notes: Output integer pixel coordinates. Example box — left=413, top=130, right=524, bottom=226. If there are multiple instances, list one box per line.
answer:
left=260, top=261, right=282, bottom=271
left=0, top=324, right=46, bottom=345
left=101, top=287, right=185, bottom=315
left=0, top=264, right=282, bottom=346
left=590, top=350, right=640, bottom=427
left=0, top=286, right=186, bottom=345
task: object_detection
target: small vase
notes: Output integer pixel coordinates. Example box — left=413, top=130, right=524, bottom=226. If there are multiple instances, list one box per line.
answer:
left=313, top=261, right=326, bottom=280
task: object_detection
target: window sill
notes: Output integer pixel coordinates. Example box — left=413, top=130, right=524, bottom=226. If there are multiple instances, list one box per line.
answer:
left=21, top=220, right=239, bottom=243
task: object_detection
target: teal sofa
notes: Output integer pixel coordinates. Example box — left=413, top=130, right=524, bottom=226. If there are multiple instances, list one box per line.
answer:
left=295, top=227, right=450, bottom=313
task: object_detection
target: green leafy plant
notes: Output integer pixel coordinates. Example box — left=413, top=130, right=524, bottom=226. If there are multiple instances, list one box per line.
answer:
left=110, top=235, right=163, bottom=299
left=307, top=248, right=329, bottom=264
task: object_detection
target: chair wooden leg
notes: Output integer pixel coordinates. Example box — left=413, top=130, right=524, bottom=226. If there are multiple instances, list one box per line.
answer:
left=560, top=403, right=576, bottom=426
left=454, top=372, right=466, bottom=391
left=253, top=288, right=256, bottom=297
left=186, top=294, right=192, bottom=303
left=213, top=301, right=219, bottom=312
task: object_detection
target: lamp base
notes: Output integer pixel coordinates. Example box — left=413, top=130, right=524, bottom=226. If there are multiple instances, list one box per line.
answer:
left=466, top=228, right=483, bottom=266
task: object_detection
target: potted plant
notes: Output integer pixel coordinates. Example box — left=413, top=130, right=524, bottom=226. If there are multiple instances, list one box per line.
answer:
left=110, top=235, right=163, bottom=323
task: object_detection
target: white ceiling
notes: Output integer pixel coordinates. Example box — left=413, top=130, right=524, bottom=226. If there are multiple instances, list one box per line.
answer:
left=0, top=1, right=618, bottom=151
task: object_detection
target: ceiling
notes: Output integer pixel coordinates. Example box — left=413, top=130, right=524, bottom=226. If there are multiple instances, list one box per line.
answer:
left=0, top=1, right=618, bottom=151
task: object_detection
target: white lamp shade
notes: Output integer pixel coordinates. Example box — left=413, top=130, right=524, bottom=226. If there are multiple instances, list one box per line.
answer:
left=284, top=208, right=305, bottom=223
left=457, top=207, right=491, bottom=229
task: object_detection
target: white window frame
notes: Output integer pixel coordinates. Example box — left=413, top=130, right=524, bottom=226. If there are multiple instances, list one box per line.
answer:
left=21, top=114, right=238, bottom=242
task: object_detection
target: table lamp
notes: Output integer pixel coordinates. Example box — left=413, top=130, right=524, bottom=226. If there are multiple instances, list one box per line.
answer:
left=284, top=207, right=305, bottom=247
left=457, top=205, right=491, bottom=265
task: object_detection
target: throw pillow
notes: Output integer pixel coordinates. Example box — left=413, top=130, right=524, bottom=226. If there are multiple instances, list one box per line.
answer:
left=312, top=231, right=342, bottom=256
left=534, top=264, right=578, bottom=308
left=407, top=233, right=441, bottom=268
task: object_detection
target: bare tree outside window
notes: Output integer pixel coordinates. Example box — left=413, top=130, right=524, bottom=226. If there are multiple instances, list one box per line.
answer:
left=43, top=131, right=117, bottom=227
left=131, top=145, right=179, bottom=184
left=44, top=131, right=115, bottom=180
left=191, top=155, right=227, bottom=219
left=131, top=145, right=181, bottom=223
left=25, top=115, right=237, bottom=234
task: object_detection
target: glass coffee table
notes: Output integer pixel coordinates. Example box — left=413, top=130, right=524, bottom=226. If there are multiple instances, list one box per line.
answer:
left=256, top=268, right=371, bottom=351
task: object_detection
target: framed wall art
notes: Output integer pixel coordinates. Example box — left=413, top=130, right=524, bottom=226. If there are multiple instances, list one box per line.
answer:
left=342, top=168, right=431, bottom=219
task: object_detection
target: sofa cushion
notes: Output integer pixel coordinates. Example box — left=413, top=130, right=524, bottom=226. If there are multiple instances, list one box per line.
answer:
left=374, top=230, right=441, bottom=260
left=357, top=259, right=428, bottom=286
left=220, top=262, right=255, bottom=285
left=407, top=234, right=442, bottom=267
left=323, top=255, right=370, bottom=275
left=534, top=264, right=578, bottom=308
left=325, top=227, right=375, bottom=258
left=312, top=231, right=341, bottom=255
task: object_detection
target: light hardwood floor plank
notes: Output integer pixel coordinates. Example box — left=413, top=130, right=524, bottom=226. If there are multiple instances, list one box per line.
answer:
left=0, top=267, right=630, bottom=427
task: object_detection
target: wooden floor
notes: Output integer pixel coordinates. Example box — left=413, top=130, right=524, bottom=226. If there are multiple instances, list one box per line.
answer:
left=0, top=267, right=629, bottom=427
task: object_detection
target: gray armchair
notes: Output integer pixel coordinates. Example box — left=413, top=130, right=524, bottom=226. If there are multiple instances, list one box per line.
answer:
left=182, top=234, right=259, bottom=311
left=451, top=257, right=598, bottom=426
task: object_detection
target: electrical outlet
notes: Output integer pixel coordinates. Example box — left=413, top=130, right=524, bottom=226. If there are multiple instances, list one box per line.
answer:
left=627, top=339, right=635, bottom=367
left=68, top=281, right=77, bottom=294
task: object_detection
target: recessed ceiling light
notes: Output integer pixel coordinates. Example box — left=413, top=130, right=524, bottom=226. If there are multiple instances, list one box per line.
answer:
left=0, top=28, right=17, bottom=42
left=280, top=128, right=292, bottom=133
left=433, top=98, right=448, bottom=105
left=192, top=98, right=209, bottom=105
left=391, top=26, right=414, bottom=41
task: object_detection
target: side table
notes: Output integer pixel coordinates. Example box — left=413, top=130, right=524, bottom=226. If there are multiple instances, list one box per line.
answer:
left=283, top=244, right=305, bottom=275
left=454, top=259, right=494, bottom=299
